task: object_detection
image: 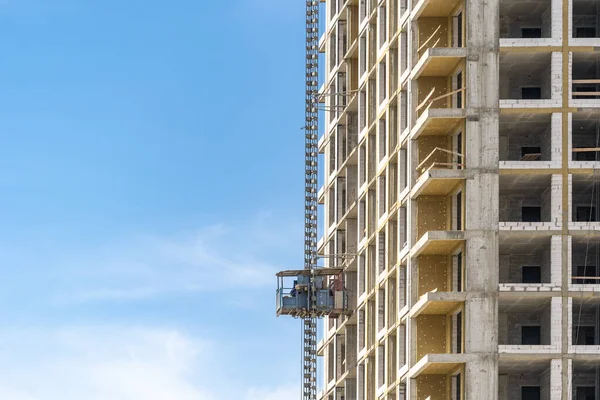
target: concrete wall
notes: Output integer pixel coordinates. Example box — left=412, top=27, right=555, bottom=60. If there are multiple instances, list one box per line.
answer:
left=499, top=189, right=552, bottom=222
left=499, top=249, right=551, bottom=283
left=572, top=184, right=600, bottom=221
left=573, top=14, right=600, bottom=31
left=507, top=373, right=543, bottom=400
left=572, top=372, right=599, bottom=399
left=498, top=369, right=552, bottom=400
left=499, top=124, right=552, bottom=161
left=540, top=365, right=551, bottom=400
left=499, top=58, right=552, bottom=99
left=499, top=4, right=552, bottom=38
left=572, top=243, right=600, bottom=276
left=498, top=304, right=551, bottom=345
left=572, top=131, right=599, bottom=152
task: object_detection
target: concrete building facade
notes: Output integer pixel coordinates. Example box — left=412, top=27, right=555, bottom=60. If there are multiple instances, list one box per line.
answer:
left=317, top=0, right=600, bottom=399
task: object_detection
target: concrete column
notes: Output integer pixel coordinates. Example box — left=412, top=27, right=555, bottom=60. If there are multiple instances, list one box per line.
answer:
left=550, top=359, right=563, bottom=400
left=498, top=374, right=508, bottom=400
left=551, top=297, right=563, bottom=347
left=567, top=236, right=572, bottom=284
left=463, top=0, right=499, bottom=397
left=552, top=113, right=562, bottom=164
left=567, top=297, right=573, bottom=347
left=551, top=235, right=562, bottom=284
left=464, top=357, right=498, bottom=399
left=408, top=378, right=417, bottom=400
left=551, top=52, right=563, bottom=104
left=564, top=358, right=572, bottom=400
left=551, top=174, right=563, bottom=228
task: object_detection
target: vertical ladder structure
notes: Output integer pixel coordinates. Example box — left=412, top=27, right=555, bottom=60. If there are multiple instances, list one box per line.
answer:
left=276, top=3, right=349, bottom=399
left=303, top=1, right=319, bottom=399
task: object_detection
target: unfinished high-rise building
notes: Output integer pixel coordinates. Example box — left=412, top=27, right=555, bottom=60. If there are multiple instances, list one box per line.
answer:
left=317, top=0, right=600, bottom=398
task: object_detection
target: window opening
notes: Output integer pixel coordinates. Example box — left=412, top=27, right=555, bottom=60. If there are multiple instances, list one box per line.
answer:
left=456, top=72, right=463, bottom=107
left=521, top=326, right=541, bottom=345
left=521, top=386, right=541, bottom=400
left=521, top=27, right=542, bottom=38
left=577, top=206, right=597, bottom=222
left=522, top=266, right=542, bottom=283
left=456, top=12, right=463, bottom=47
left=576, top=27, right=597, bottom=38
left=573, top=326, right=596, bottom=345
left=522, top=206, right=542, bottom=222
left=576, top=265, right=598, bottom=284
left=456, top=191, right=462, bottom=230
left=522, top=87, right=542, bottom=99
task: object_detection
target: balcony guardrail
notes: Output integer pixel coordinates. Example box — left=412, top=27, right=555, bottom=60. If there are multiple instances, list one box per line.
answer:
left=417, top=147, right=465, bottom=173
left=416, top=87, right=467, bottom=112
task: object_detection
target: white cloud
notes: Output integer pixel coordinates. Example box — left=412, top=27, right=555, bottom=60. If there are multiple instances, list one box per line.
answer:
left=0, top=325, right=214, bottom=400
left=0, top=324, right=299, bottom=400
left=46, top=213, right=302, bottom=304
left=0, top=213, right=303, bottom=397
left=244, top=384, right=299, bottom=400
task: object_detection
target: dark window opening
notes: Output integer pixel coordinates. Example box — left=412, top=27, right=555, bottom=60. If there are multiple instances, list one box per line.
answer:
left=456, top=312, right=462, bottom=353
left=575, top=151, right=599, bottom=161
left=575, top=27, right=597, bottom=38
left=522, top=206, right=542, bottom=222
left=456, top=72, right=463, bottom=107
left=457, top=252, right=462, bottom=292
left=575, top=265, right=598, bottom=284
left=522, top=266, right=542, bottom=283
left=521, top=146, right=542, bottom=159
left=574, top=85, right=600, bottom=99
left=456, top=132, right=462, bottom=169
left=521, top=326, right=541, bottom=345
left=456, top=12, right=463, bottom=47
left=522, top=87, right=542, bottom=99
left=577, top=206, right=597, bottom=222
left=522, top=27, right=542, bottom=38
left=522, top=386, right=541, bottom=400
left=455, top=373, right=462, bottom=399
left=574, top=326, right=596, bottom=345
left=521, top=146, right=541, bottom=157
left=576, top=386, right=596, bottom=400
left=456, top=191, right=462, bottom=230
left=574, top=85, right=597, bottom=93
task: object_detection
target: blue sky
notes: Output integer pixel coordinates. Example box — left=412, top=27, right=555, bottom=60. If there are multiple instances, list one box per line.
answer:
left=0, top=1, right=313, bottom=398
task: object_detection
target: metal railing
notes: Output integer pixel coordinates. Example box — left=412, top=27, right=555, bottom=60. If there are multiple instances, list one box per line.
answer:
left=416, top=87, right=467, bottom=112
left=417, top=147, right=465, bottom=173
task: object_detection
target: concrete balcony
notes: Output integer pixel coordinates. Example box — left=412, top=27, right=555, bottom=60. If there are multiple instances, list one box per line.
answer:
left=412, top=168, right=470, bottom=197
left=410, top=107, right=466, bottom=141
left=407, top=353, right=469, bottom=378
left=409, top=291, right=467, bottom=318
left=410, top=230, right=465, bottom=257
left=411, top=147, right=468, bottom=197
left=410, top=47, right=467, bottom=81
left=410, top=0, right=462, bottom=20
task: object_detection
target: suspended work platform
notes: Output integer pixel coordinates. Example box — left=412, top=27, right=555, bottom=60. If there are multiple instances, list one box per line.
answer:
left=275, top=268, right=349, bottom=318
